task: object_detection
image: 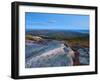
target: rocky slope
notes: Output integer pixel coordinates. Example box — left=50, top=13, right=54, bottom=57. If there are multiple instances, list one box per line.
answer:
left=25, top=36, right=89, bottom=68
left=25, top=39, right=74, bottom=68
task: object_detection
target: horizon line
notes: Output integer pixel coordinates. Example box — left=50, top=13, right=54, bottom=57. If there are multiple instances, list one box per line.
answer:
left=25, top=29, right=89, bottom=30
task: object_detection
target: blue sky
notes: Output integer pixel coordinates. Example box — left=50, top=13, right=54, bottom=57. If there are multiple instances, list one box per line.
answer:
left=25, top=12, right=89, bottom=30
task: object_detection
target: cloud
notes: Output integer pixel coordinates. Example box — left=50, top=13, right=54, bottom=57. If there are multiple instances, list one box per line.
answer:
left=28, top=20, right=57, bottom=26
left=47, top=20, right=57, bottom=24
left=30, top=22, right=47, bottom=25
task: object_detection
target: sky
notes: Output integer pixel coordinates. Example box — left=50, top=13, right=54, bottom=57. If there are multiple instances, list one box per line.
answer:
left=25, top=12, right=89, bottom=30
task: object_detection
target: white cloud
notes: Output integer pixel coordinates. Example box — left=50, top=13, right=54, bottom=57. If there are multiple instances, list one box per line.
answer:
left=28, top=20, right=57, bottom=26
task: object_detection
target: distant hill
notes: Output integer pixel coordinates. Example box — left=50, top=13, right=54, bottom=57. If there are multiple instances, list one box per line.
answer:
left=26, top=29, right=89, bottom=40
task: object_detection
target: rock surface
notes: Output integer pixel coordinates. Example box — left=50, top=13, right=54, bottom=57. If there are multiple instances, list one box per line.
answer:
left=25, top=36, right=89, bottom=68
left=77, top=48, right=89, bottom=65
left=25, top=40, right=74, bottom=68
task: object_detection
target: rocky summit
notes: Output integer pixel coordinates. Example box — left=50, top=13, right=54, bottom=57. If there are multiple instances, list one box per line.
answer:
left=25, top=35, right=89, bottom=68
